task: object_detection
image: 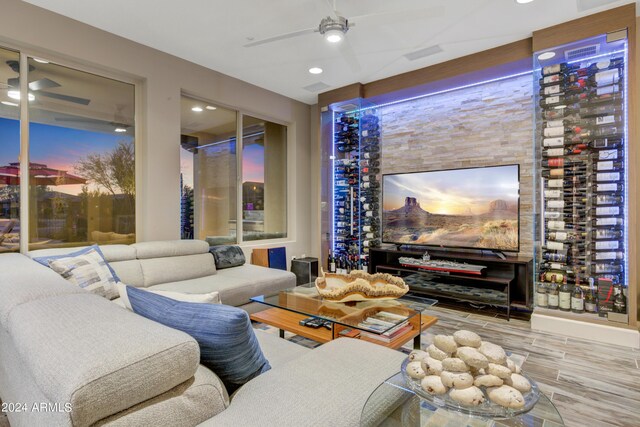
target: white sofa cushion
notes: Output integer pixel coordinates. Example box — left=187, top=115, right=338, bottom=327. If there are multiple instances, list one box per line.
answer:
left=115, top=282, right=221, bottom=309
left=6, top=293, right=200, bottom=427
left=110, top=259, right=145, bottom=287
left=133, top=240, right=209, bottom=259
left=139, top=253, right=216, bottom=287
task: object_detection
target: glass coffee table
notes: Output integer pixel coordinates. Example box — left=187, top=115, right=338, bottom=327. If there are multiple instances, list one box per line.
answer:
left=250, top=283, right=438, bottom=350
left=360, top=371, right=565, bottom=427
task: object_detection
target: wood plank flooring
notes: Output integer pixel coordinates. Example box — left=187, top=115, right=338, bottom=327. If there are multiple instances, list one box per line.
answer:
left=409, top=305, right=640, bottom=427
left=257, top=304, right=640, bottom=427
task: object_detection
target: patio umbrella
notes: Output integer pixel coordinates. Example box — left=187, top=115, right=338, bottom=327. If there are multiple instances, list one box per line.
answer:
left=0, top=162, right=86, bottom=186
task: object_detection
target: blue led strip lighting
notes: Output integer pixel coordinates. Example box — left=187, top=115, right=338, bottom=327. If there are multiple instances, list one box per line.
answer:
left=331, top=110, right=336, bottom=255
left=345, top=70, right=533, bottom=114
left=623, top=44, right=629, bottom=290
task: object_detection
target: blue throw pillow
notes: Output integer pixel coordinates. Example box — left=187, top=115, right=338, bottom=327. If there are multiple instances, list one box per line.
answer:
left=124, top=285, right=270, bottom=393
left=33, top=244, right=121, bottom=282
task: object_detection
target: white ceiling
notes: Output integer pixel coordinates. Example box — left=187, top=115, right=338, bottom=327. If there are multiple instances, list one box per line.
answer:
left=23, top=0, right=639, bottom=105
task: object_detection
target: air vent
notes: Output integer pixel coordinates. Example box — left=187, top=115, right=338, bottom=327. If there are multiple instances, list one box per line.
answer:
left=404, top=45, right=443, bottom=61
left=333, top=103, right=359, bottom=112
left=577, top=0, right=618, bottom=12
left=303, top=82, right=331, bottom=93
left=564, top=44, right=599, bottom=62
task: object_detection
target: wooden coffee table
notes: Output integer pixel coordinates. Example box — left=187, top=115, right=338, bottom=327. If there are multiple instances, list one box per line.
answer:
left=250, top=283, right=438, bottom=350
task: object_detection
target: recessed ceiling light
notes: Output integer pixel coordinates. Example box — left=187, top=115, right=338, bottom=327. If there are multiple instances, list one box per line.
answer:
left=114, top=127, right=127, bottom=133
left=7, top=90, right=35, bottom=101
left=205, top=105, right=217, bottom=110
left=308, top=67, right=323, bottom=74
left=191, top=106, right=203, bottom=112
left=515, top=0, right=535, bottom=3
left=538, top=51, right=556, bottom=60
left=324, top=29, right=344, bottom=43
left=1, top=101, right=18, bottom=107
left=33, top=58, right=49, bottom=64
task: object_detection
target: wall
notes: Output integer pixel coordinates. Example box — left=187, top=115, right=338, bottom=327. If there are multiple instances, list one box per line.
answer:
left=0, top=0, right=312, bottom=261
left=380, top=74, right=534, bottom=257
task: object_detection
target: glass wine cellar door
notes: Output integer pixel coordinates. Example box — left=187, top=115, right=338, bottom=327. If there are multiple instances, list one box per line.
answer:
left=320, top=99, right=381, bottom=274
left=534, top=32, right=629, bottom=323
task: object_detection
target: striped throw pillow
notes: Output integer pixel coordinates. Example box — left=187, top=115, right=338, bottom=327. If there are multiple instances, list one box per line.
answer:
left=48, top=249, right=119, bottom=299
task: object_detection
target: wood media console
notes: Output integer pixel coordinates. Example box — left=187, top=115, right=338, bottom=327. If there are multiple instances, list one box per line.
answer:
left=368, top=247, right=533, bottom=320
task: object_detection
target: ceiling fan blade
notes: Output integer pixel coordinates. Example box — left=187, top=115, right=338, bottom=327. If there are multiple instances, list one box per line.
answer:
left=349, top=4, right=445, bottom=23
left=244, top=28, right=317, bottom=47
left=38, top=91, right=91, bottom=105
left=322, top=0, right=339, bottom=18
left=29, top=78, right=61, bottom=91
left=338, top=38, right=362, bottom=74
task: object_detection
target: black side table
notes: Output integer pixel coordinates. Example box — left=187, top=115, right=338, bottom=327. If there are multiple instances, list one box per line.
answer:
left=291, top=257, right=318, bottom=286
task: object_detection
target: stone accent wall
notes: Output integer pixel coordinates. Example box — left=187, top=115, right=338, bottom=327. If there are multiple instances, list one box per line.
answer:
left=380, top=74, right=534, bottom=256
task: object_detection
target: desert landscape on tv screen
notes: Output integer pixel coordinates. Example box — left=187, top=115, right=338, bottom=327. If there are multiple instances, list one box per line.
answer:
left=382, top=166, right=519, bottom=251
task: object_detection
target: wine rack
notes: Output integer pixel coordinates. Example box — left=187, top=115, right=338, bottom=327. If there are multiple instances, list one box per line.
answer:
left=534, top=34, right=628, bottom=322
left=330, top=106, right=381, bottom=273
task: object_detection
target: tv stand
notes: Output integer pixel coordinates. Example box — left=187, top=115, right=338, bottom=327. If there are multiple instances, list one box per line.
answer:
left=369, top=247, right=533, bottom=320
left=481, top=250, right=507, bottom=260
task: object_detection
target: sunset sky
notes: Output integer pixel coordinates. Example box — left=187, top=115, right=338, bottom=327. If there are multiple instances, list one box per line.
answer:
left=382, top=165, right=519, bottom=215
left=0, top=117, right=133, bottom=195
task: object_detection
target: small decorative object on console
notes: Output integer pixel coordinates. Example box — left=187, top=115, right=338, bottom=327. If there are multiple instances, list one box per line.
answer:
left=402, top=329, right=539, bottom=418
left=315, top=269, right=409, bottom=302
left=399, top=251, right=486, bottom=276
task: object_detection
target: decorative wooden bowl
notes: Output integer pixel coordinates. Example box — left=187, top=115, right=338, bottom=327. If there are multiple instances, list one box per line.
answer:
left=315, top=270, right=409, bottom=302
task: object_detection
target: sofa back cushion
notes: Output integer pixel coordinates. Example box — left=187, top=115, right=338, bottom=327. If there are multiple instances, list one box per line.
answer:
left=109, top=259, right=145, bottom=287
left=139, top=253, right=216, bottom=287
left=132, top=240, right=210, bottom=259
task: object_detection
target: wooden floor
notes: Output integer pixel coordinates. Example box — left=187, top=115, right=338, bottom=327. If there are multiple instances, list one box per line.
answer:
left=415, top=305, right=640, bottom=427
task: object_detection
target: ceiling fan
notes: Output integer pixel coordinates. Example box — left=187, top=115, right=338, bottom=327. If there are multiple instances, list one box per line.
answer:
left=54, top=104, right=132, bottom=131
left=5, top=60, right=91, bottom=105
left=243, top=0, right=444, bottom=72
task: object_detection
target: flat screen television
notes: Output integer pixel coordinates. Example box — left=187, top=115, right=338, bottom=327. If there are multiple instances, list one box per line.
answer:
left=382, top=164, right=520, bottom=252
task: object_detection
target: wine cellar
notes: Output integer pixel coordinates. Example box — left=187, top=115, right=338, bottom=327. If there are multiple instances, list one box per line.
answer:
left=328, top=102, right=381, bottom=273
left=534, top=33, right=629, bottom=323
left=319, top=4, right=639, bottom=338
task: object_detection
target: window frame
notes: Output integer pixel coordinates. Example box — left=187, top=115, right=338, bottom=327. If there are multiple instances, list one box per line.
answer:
left=180, top=92, right=292, bottom=246
left=0, top=41, right=141, bottom=252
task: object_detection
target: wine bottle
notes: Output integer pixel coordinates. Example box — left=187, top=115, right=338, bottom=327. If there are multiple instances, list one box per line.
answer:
left=594, top=183, right=624, bottom=193
left=536, top=282, right=548, bottom=308
left=541, top=63, right=580, bottom=76
left=362, top=202, right=378, bottom=211
left=359, top=195, right=379, bottom=204
left=594, top=263, right=623, bottom=273
left=546, top=231, right=583, bottom=242
left=362, top=239, right=380, bottom=248
left=584, top=278, right=597, bottom=313
left=547, top=283, right=559, bottom=309
left=361, top=181, right=380, bottom=189
left=592, top=217, right=623, bottom=227
left=581, top=91, right=623, bottom=105
left=587, top=68, right=622, bottom=86
left=592, top=251, right=624, bottom=261
left=543, top=252, right=568, bottom=262
left=362, top=224, right=378, bottom=233
left=612, top=285, right=627, bottom=313
left=558, top=281, right=572, bottom=311
left=363, top=152, right=380, bottom=160
left=592, top=229, right=623, bottom=239
left=328, top=251, right=336, bottom=273
left=593, top=240, right=620, bottom=251
left=539, top=81, right=586, bottom=96
left=539, top=93, right=586, bottom=109
left=580, top=104, right=623, bottom=118
left=361, top=166, right=380, bottom=175
left=571, top=285, right=585, bottom=313
left=595, top=161, right=623, bottom=171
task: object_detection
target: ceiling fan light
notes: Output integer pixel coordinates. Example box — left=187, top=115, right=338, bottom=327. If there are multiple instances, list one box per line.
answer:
left=7, top=90, right=35, bottom=101
left=191, top=106, right=203, bottom=112
left=325, top=29, right=344, bottom=43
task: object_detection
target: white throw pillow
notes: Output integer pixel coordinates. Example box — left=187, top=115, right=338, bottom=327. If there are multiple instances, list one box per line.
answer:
left=115, top=282, right=221, bottom=310
left=48, top=249, right=119, bottom=299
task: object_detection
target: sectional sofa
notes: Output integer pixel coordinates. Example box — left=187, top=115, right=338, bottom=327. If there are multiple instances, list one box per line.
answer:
left=0, top=240, right=406, bottom=426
